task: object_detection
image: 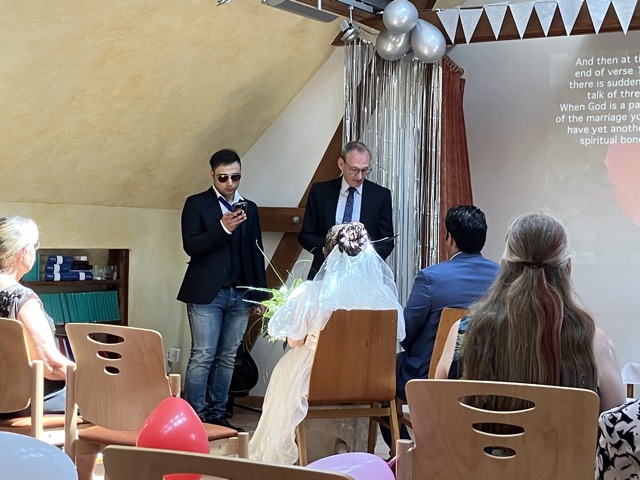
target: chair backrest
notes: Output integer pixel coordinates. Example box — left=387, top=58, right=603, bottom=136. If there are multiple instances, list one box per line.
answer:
left=65, top=323, right=172, bottom=431
left=103, top=445, right=355, bottom=480
left=427, top=307, right=467, bottom=379
left=405, top=379, right=600, bottom=480
left=0, top=318, right=34, bottom=413
left=308, top=309, right=397, bottom=403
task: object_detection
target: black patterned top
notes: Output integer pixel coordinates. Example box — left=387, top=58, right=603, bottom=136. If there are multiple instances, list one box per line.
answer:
left=0, top=283, right=55, bottom=335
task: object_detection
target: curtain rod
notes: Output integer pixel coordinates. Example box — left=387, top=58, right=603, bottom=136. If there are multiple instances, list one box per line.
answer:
left=443, top=55, right=464, bottom=76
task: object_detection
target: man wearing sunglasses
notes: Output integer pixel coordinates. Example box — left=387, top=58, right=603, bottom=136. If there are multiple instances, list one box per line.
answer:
left=178, top=149, right=267, bottom=431
left=299, top=141, right=395, bottom=279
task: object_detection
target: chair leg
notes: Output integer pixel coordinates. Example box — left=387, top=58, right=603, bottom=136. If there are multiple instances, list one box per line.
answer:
left=367, top=416, right=378, bottom=453
left=237, top=431, right=249, bottom=458
left=389, top=398, right=400, bottom=456
left=295, top=422, right=308, bottom=466
left=395, top=438, right=413, bottom=480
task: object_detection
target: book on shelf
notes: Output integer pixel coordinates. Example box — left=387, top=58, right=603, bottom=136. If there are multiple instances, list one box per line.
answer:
left=44, top=272, right=94, bottom=282
left=41, top=291, right=121, bottom=324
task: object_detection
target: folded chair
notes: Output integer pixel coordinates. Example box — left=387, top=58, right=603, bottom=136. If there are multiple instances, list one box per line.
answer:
left=104, top=445, right=355, bottom=480
left=64, top=323, right=247, bottom=464
left=295, top=309, right=399, bottom=465
left=396, top=379, right=600, bottom=480
left=0, top=317, right=83, bottom=452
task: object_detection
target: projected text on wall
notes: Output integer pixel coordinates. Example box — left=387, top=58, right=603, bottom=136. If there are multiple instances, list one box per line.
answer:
left=554, top=54, right=640, bottom=146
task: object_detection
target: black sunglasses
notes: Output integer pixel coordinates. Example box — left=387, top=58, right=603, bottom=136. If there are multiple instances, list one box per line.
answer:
left=216, top=173, right=241, bottom=183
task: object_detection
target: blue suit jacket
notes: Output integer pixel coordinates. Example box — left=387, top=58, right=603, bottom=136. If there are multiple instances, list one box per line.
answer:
left=397, top=252, right=499, bottom=398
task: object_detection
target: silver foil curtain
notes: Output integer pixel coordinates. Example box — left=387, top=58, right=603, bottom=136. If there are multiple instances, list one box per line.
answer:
left=344, top=39, right=442, bottom=304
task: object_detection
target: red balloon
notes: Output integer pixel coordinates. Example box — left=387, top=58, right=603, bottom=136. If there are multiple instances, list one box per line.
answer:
left=137, top=396, right=209, bottom=480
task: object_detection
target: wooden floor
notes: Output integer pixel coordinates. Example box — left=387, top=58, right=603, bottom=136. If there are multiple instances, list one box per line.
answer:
left=91, top=407, right=395, bottom=478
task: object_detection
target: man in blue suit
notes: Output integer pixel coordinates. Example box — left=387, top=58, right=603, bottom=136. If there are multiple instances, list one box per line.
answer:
left=298, top=141, right=395, bottom=279
left=178, top=149, right=266, bottom=431
left=397, top=205, right=500, bottom=400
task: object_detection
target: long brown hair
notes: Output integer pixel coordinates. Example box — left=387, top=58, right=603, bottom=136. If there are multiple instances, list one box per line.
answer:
left=461, top=213, right=598, bottom=397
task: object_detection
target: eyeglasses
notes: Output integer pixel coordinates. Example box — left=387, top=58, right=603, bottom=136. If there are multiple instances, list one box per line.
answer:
left=216, top=173, right=241, bottom=183
left=343, top=161, right=371, bottom=176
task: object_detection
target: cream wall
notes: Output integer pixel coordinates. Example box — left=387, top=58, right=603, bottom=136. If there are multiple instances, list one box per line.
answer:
left=0, top=202, right=189, bottom=373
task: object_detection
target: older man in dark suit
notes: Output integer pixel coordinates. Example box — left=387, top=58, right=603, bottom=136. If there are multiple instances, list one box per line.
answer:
left=298, top=141, right=395, bottom=279
left=178, top=149, right=266, bottom=431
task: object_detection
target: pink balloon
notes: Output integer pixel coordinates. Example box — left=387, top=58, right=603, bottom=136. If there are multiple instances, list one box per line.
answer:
left=136, top=396, right=209, bottom=480
left=308, top=453, right=395, bottom=480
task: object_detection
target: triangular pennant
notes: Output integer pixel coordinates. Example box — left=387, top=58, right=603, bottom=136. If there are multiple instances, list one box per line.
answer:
left=484, top=4, right=509, bottom=39
left=459, top=8, right=483, bottom=43
left=557, top=0, right=583, bottom=35
left=437, top=9, right=461, bottom=43
left=534, top=2, right=557, bottom=36
left=586, top=0, right=611, bottom=33
left=510, top=2, right=535, bottom=38
left=611, top=0, right=637, bottom=33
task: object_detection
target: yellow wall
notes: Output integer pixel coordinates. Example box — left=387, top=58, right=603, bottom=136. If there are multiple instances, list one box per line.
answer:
left=0, top=202, right=191, bottom=374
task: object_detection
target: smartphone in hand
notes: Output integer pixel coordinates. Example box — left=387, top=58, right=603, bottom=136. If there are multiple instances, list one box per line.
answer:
left=234, top=201, right=248, bottom=215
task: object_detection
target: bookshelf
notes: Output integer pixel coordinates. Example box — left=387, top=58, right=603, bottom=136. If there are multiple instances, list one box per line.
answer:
left=22, top=248, right=129, bottom=329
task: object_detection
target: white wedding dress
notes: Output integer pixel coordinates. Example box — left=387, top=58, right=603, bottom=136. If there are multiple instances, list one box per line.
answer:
left=249, top=245, right=405, bottom=464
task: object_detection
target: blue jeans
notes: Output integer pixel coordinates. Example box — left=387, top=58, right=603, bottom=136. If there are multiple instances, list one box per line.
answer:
left=184, top=288, right=251, bottom=419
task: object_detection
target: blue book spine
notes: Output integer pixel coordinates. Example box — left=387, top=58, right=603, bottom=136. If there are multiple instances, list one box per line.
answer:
left=46, top=255, right=74, bottom=265
left=44, top=264, right=71, bottom=273
left=44, top=272, right=94, bottom=281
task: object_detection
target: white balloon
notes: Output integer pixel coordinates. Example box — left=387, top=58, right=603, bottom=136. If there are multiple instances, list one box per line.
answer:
left=382, top=0, right=419, bottom=34
left=411, top=19, right=447, bottom=64
left=375, top=28, right=412, bottom=62
left=0, top=432, right=78, bottom=480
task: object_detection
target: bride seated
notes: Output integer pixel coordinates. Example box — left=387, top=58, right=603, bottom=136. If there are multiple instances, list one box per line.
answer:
left=249, top=222, right=405, bottom=464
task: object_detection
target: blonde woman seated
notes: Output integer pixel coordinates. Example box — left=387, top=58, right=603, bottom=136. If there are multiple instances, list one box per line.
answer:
left=249, top=222, right=405, bottom=464
left=435, top=213, right=625, bottom=413
left=0, top=215, right=98, bottom=480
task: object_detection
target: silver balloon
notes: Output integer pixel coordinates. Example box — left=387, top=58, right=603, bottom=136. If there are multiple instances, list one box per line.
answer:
left=375, top=28, right=412, bottom=62
left=411, top=19, right=446, bottom=64
left=383, top=0, right=419, bottom=33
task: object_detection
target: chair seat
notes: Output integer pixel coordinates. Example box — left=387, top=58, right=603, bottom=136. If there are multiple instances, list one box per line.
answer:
left=78, top=422, right=237, bottom=447
left=0, top=414, right=88, bottom=429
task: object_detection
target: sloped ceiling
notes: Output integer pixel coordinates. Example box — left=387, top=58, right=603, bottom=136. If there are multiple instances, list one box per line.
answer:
left=1, top=1, right=338, bottom=209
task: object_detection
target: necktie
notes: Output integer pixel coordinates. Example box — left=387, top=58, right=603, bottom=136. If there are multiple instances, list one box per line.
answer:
left=342, top=187, right=356, bottom=223
left=218, top=196, right=234, bottom=212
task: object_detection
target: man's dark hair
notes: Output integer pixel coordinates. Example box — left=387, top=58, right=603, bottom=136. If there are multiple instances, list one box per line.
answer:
left=445, top=205, right=488, bottom=253
left=210, top=149, right=241, bottom=170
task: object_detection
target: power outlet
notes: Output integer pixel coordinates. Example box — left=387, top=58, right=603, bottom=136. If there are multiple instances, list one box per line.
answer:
left=168, top=347, right=181, bottom=364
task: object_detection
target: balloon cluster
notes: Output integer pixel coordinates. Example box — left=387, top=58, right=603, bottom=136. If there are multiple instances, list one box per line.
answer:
left=376, top=0, right=446, bottom=64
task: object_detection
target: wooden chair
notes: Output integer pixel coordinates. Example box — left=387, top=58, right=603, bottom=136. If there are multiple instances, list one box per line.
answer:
left=103, top=444, right=355, bottom=480
left=396, top=379, right=600, bottom=480
left=64, top=323, right=247, bottom=464
left=399, top=307, right=468, bottom=428
left=0, top=317, right=78, bottom=451
left=295, top=309, right=399, bottom=465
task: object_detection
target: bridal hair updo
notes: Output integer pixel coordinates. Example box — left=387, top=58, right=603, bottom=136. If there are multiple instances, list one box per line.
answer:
left=0, top=215, right=38, bottom=272
left=323, top=222, right=370, bottom=257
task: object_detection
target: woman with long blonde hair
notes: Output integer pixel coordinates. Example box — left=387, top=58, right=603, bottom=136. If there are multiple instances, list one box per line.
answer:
left=437, top=213, right=625, bottom=412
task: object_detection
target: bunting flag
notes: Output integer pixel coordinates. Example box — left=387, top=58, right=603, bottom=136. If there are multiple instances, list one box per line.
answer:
left=484, top=4, right=509, bottom=39
left=432, top=0, right=637, bottom=43
left=437, top=8, right=461, bottom=43
left=557, top=0, right=583, bottom=35
left=586, top=0, right=611, bottom=33
left=611, top=0, right=638, bottom=33
left=460, top=8, right=484, bottom=43
left=534, top=2, right=558, bottom=36
left=510, top=2, right=535, bottom=38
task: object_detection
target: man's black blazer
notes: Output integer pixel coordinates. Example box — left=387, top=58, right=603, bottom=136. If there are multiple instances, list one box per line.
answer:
left=298, top=177, right=394, bottom=278
left=177, top=187, right=267, bottom=305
